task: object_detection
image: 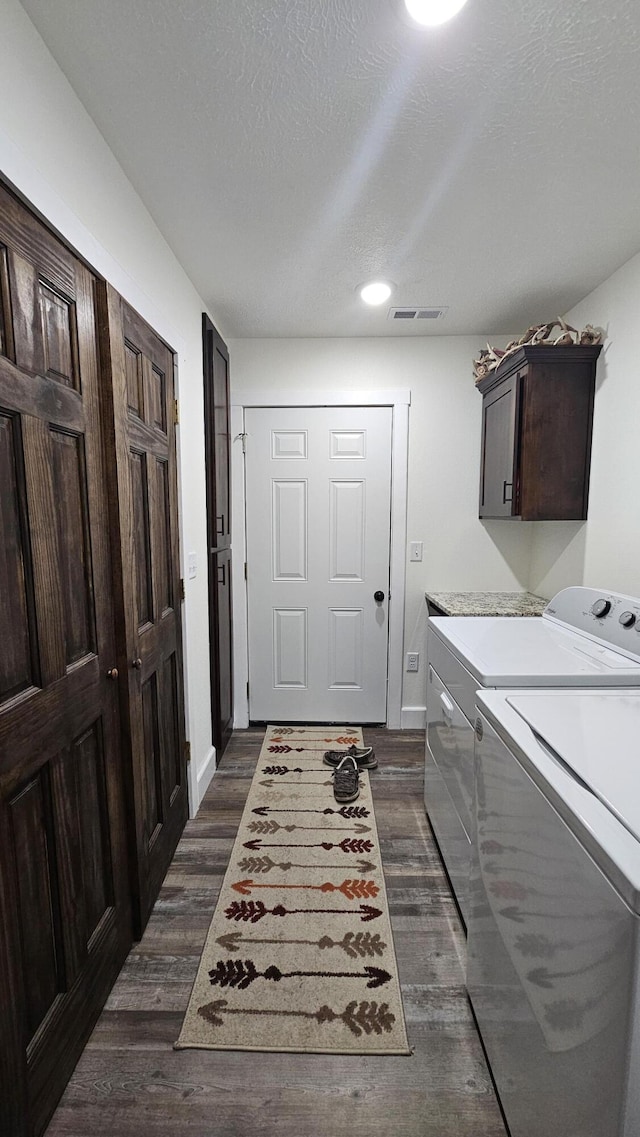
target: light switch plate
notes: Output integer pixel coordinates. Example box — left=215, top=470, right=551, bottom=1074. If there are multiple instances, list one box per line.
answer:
left=188, top=552, right=197, bottom=579
left=410, top=541, right=423, bottom=562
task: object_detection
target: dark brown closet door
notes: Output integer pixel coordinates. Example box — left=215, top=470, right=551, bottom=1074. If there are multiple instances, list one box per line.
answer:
left=211, top=546, right=233, bottom=755
left=97, top=284, right=187, bottom=936
left=203, top=314, right=230, bottom=549
left=0, top=184, right=131, bottom=1137
left=203, top=314, right=233, bottom=755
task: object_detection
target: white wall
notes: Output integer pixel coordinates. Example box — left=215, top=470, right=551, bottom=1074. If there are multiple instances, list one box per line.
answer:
left=229, top=336, right=534, bottom=717
left=0, top=0, right=217, bottom=809
left=528, top=251, right=640, bottom=600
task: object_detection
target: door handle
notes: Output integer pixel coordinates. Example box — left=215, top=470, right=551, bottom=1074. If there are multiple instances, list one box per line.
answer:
left=374, top=590, right=385, bottom=603
left=217, top=564, right=226, bottom=586
left=216, top=513, right=225, bottom=535
left=503, top=480, right=513, bottom=504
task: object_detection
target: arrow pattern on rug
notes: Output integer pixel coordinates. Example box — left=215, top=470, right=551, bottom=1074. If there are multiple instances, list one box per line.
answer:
left=252, top=805, right=370, bottom=818
left=262, top=765, right=307, bottom=774
left=224, top=900, right=382, bottom=923
left=247, top=820, right=372, bottom=835
left=231, top=878, right=379, bottom=899
left=198, top=998, right=396, bottom=1037
left=243, top=838, right=373, bottom=853
left=208, top=958, right=391, bottom=990
left=259, top=777, right=339, bottom=788
left=237, top=855, right=377, bottom=876
left=216, top=931, right=387, bottom=959
left=262, top=766, right=361, bottom=780
left=269, top=737, right=359, bottom=747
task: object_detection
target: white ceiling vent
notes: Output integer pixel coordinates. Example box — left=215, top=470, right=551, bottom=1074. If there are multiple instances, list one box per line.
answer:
left=388, top=306, right=449, bottom=321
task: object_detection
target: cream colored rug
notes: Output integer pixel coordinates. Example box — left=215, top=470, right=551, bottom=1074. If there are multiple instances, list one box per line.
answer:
left=175, top=726, right=410, bottom=1055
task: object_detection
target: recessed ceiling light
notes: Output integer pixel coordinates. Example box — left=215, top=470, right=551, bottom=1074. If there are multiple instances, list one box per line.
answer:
left=360, top=281, right=393, bottom=306
left=404, top=0, right=469, bottom=27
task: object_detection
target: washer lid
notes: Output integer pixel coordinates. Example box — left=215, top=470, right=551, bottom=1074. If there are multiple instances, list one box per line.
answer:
left=508, top=692, right=640, bottom=843
left=431, top=617, right=640, bottom=685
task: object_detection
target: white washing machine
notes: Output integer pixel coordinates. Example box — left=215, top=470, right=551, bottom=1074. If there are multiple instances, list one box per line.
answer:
left=425, top=587, right=640, bottom=924
left=469, top=687, right=640, bottom=1137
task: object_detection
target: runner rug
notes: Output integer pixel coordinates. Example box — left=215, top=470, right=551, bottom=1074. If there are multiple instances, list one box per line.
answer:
left=175, top=725, right=410, bottom=1055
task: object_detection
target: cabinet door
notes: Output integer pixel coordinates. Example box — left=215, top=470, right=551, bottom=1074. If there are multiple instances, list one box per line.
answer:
left=210, top=547, right=233, bottom=755
left=0, top=184, right=131, bottom=1137
left=97, top=284, right=187, bottom=936
left=479, top=374, right=521, bottom=518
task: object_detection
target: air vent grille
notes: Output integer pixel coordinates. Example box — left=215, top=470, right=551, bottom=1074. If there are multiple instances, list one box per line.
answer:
left=388, top=306, right=448, bottom=321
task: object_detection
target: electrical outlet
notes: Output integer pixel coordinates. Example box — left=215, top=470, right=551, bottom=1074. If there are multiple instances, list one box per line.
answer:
left=406, top=652, right=420, bottom=672
left=409, top=541, right=423, bottom=562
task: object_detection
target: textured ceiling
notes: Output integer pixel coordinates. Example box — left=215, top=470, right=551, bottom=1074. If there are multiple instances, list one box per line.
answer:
left=20, top=0, right=640, bottom=337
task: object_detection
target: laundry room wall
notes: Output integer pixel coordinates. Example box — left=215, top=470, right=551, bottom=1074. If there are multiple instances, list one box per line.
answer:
left=0, top=0, right=218, bottom=808
left=229, top=335, right=534, bottom=721
left=528, top=249, right=640, bottom=601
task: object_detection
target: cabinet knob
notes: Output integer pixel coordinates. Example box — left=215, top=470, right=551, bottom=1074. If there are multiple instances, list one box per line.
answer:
left=132, top=657, right=142, bottom=670
left=107, top=667, right=119, bottom=680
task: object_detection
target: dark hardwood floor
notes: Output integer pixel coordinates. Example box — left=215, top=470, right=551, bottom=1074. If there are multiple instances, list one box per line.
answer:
left=45, top=728, right=507, bottom=1137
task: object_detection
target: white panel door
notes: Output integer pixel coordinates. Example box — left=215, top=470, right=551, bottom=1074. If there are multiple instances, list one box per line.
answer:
left=245, top=406, right=392, bottom=722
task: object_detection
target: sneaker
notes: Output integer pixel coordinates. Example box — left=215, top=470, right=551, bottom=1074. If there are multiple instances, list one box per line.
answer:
left=331, top=756, right=360, bottom=803
left=323, top=743, right=377, bottom=770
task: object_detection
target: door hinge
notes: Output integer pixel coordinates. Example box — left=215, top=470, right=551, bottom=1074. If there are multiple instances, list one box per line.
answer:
left=174, top=398, right=179, bottom=425
left=246, top=680, right=250, bottom=699
left=184, top=740, right=191, bottom=764
left=179, top=577, right=185, bottom=601
left=244, top=562, right=248, bottom=580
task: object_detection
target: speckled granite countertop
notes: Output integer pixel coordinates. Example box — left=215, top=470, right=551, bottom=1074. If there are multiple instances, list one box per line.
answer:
left=425, top=591, right=548, bottom=617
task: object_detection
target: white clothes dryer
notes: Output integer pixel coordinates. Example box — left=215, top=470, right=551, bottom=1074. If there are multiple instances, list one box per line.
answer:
left=468, top=687, right=640, bottom=1137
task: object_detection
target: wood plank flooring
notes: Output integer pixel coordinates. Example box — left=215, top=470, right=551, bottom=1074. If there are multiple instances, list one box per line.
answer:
left=45, top=728, right=507, bottom=1137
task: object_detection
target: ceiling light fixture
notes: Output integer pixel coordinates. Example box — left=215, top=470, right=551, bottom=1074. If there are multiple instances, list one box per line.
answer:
left=360, top=281, right=393, bottom=306
left=404, top=0, right=469, bottom=27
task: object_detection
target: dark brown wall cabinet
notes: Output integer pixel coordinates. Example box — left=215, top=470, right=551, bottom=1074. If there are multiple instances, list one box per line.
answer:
left=477, top=344, right=602, bottom=521
left=203, top=315, right=233, bottom=757
left=0, top=182, right=187, bottom=1137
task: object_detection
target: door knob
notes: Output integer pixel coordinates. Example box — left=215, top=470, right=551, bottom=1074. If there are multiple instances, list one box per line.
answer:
left=107, top=667, right=119, bottom=680
left=374, top=590, right=385, bottom=603
left=132, top=658, right=142, bottom=670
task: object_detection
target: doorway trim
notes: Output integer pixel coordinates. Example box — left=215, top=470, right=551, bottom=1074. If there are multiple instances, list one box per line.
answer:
left=231, top=387, right=410, bottom=729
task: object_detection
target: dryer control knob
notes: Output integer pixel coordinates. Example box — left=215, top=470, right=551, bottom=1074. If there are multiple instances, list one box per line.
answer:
left=591, top=599, right=611, bottom=618
left=619, top=611, right=636, bottom=628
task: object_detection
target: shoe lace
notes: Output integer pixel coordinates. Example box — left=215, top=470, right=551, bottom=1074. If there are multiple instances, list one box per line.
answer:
left=332, top=755, right=359, bottom=787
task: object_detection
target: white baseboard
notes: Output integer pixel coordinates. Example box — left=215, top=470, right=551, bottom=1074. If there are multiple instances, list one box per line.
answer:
left=400, top=706, right=426, bottom=729
left=191, top=745, right=217, bottom=817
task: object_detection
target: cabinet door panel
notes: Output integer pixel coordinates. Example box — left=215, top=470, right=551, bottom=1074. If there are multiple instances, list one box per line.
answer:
left=479, top=375, right=520, bottom=518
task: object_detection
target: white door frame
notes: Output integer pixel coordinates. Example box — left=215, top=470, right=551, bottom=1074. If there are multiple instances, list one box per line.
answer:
left=231, top=388, right=410, bottom=729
